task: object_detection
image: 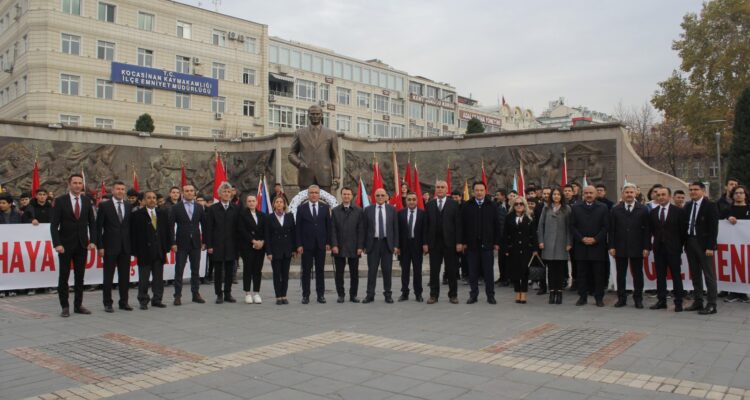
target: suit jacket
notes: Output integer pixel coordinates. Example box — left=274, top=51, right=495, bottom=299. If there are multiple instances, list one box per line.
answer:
left=608, top=202, right=651, bottom=258
left=169, top=200, right=205, bottom=251
left=685, top=197, right=719, bottom=251
left=50, top=194, right=96, bottom=250
left=504, top=213, right=538, bottom=280
left=130, top=207, right=171, bottom=264
left=287, top=125, right=340, bottom=188
left=96, top=198, right=132, bottom=256
left=398, top=207, right=426, bottom=255
left=461, top=198, right=500, bottom=251
left=205, top=202, right=240, bottom=261
left=649, top=203, right=688, bottom=255
left=265, top=212, right=296, bottom=259
left=570, top=201, right=609, bottom=261
left=295, top=201, right=331, bottom=251
left=424, top=197, right=462, bottom=249
left=330, top=204, right=365, bottom=258
left=238, top=209, right=266, bottom=253
left=363, top=203, right=399, bottom=253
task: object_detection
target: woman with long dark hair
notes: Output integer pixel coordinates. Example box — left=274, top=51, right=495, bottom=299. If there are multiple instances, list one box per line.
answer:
left=537, top=188, right=572, bottom=304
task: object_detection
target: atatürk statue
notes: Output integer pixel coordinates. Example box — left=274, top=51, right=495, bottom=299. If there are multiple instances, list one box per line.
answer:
left=288, top=104, right=340, bottom=192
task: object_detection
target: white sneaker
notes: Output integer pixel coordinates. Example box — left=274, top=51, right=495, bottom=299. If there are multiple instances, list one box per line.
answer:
left=244, top=294, right=254, bottom=304
left=253, top=293, right=262, bottom=304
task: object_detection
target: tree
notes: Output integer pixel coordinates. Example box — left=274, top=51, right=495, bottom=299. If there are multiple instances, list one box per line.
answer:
left=651, top=0, right=750, bottom=142
left=466, top=117, right=485, bottom=134
left=614, top=101, right=658, bottom=165
left=727, top=87, right=750, bottom=185
left=135, top=113, right=155, bottom=133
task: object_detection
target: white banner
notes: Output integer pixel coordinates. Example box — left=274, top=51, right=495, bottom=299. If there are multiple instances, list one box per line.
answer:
left=612, top=220, right=750, bottom=294
left=0, top=224, right=206, bottom=291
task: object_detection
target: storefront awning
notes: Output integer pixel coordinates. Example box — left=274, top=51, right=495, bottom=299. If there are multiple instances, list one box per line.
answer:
left=269, top=73, right=295, bottom=83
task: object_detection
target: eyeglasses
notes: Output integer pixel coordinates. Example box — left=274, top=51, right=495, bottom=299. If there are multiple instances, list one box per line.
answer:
left=375, top=194, right=386, bottom=197
left=514, top=203, right=524, bottom=206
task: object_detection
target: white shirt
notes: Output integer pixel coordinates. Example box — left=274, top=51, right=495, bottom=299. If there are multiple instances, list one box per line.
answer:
left=407, top=207, right=417, bottom=237
left=689, top=198, right=703, bottom=233
left=275, top=212, right=285, bottom=226
left=146, top=207, right=157, bottom=222
left=309, top=201, right=319, bottom=216
left=250, top=210, right=258, bottom=224
left=69, top=192, right=80, bottom=209
left=375, top=204, right=387, bottom=237
left=221, top=201, right=230, bottom=210
left=436, top=196, right=446, bottom=210
left=659, top=204, right=670, bottom=221
left=624, top=202, right=636, bottom=212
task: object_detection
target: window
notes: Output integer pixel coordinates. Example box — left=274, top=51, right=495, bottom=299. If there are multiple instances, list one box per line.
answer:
left=312, top=56, right=322, bottom=73
left=336, top=115, right=351, bottom=133
left=391, top=123, right=405, bottom=138
left=295, top=108, right=308, bottom=129
left=391, top=99, right=404, bottom=116
left=268, top=45, right=278, bottom=63
left=244, top=37, right=257, bottom=53
left=278, top=47, right=289, bottom=65
left=362, top=68, right=370, bottom=84
left=22, top=34, right=28, bottom=55
left=61, top=34, right=81, bottom=55
left=136, top=87, right=152, bottom=104
left=442, top=110, right=455, bottom=125
left=374, top=94, right=389, bottom=113
left=426, top=85, right=439, bottom=99
left=62, top=0, right=81, bottom=15
left=212, top=62, right=225, bottom=80
left=20, top=75, right=26, bottom=95
left=343, top=63, right=352, bottom=80
left=426, top=126, right=441, bottom=137
left=357, top=91, right=370, bottom=109
left=301, top=53, right=312, bottom=71
left=353, top=66, right=361, bottom=82
left=212, top=29, right=226, bottom=46
left=175, top=93, right=190, bottom=109
left=425, top=105, right=439, bottom=123
left=138, top=12, right=154, bottom=31
left=357, top=118, right=370, bottom=137
left=175, top=55, right=190, bottom=73
left=319, top=84, right=329, bottom=102
left=269, top=104, right=293, bottom=128
left=296, top=79, right=316, bottom=101
left=176, top=21, right=191, bottom=39
left=137, top=48, right=153, bottom=66
left=211, top=96, right=225, bottom=113
left=409, top=103, right=423, bottom=119
left=410, top=124, right=424, bottom=137
left=60, top=74, right=80, bottom=95
left=373, top=121, right=388, bottom=138
left=323, top=59, right=332, bottom=75
left=290, top=50, right=301, bottom=68
left=98, top=2, right=116, bottom=23
left=60, top=114, right=80, bottom=126
left=211, top=129, right=225, bottom=139
left=175, top=126, right=190, bottom=136
left=95, top=79, right=112, bottom=99
left=95, top=118, right=114, bottom=129
left=243, top=100, right=255, bottom=117
left=709, top=161, right=718, bottom=178
left=242, top=68, right=255, bottom=85
left=336, top=87, right=350, bottom=105
left=96, top=40, right=115, bottom=60
left=334, top=61, right=343, bottom=78
left=409, top=81, right=423, bottom=96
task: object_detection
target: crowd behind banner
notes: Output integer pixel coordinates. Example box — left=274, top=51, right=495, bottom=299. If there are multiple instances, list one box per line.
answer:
left=0, top=173, right=748, bottom=318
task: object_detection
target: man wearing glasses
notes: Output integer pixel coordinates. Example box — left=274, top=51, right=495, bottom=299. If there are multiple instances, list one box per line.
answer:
left=362, top=188, right=400, bottom=303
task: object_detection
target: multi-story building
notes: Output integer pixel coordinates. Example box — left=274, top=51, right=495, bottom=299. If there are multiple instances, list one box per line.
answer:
left=456, top=95, right=538, bottom=133
left=536, top=97, right=618, bottom=129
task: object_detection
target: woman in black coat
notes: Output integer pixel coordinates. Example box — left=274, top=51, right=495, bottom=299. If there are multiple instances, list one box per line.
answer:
left=504, top=197, right=538, bottom=304
left=238, top=195, right=266, bottom=304
left=265, top=196, right=297, bottom=305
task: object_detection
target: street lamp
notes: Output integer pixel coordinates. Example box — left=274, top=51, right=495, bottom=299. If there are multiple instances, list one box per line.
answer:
left=707, top=119, right=727, bottom=196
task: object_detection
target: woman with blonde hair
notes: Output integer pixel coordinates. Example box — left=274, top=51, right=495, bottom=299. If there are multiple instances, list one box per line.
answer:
left=264, top=196, right=296, bottom=305
left=503, top=196, right=538, bottom=304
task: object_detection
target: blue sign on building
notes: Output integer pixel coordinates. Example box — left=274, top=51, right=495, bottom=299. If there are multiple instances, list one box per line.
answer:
left=110, top=62, right=218, bottom=97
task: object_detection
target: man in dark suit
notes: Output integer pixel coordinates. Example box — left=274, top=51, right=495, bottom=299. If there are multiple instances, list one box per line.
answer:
left=570, top=185, right=610, bottom=307
left=169, top=184, right=206, bottom=305
left=50, top=173, right=97, bottom=317
left=130, top=191, right=170, bottom=309
left=398, top=192, right=427, bottom=302
left=362, top=188, right=399, bottom=303
left=649, top=186, right=688, bottom=312
left=96, top=181, right=133, bottom=313
left=330, top=187, right=365, bottom=303
left=608, top=183, right=651, bottom=309
left=684, top=182, right=720, bottom=314
left=460, top=181, right=500, bottom=304
left=205, top=182, right=240, bottom=304
left=296, top=185, right=331, bottom=304
left=424, top=181, right=463, bottom=304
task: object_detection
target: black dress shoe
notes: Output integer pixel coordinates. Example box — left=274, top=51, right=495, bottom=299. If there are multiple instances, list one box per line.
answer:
left=317, top=296, right=326, bottom=304
left=74, top=306, right=91, bottom=314
left=384, top=296, right=394, bottom=304
left=215, top=297, right=224, bottom=304
left=555, top=292, right=563, bottom=304
left=140, top=304, right=148, bottom=310
left=398, top=294, right=408, bottom=302
left=152, top=302, right=167, bottom=308
left=698, top=304, right=717, bottom=315
left=674, top=303, right=683, bottom=312
left=361, top=296, right=374, bottom=304
left=224, top=296, right=237, bottom=303
left=449, top=297, right=459, bottom=304
left=575, top=297, right=587, bottom=306
left=614, top=299, right=626, bottom=308
left=466, top=297, right=478, bottom=304
left=685, top=301, right=704, bottom=312
left=596, top=300, right=605, bottom=307
left=337, top=296, right=345, bottom=303
left=301, top=297, right=310, bottom=304
left=415, top=295, right=424, bottom=302
left=60, top=308, right=70, bottom=317
left=549, top=293, right=555, bottom=304
left=282, top=299, right=289, bottom=304
left=650, top=301, right=667, bottom=310
left=119, top=304, right=133, bottom=311
left=276, top=299, right=283, bottom=305
left=350, top=296, right=360, bottom=303
left=634, top=299, right=644, bottom=309
left=487, top=296, right=497, bottom=304
left=104, top=305, right=114, bottom=313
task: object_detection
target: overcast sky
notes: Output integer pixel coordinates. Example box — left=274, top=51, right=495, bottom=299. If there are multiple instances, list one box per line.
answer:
left=182, top=0, right=704, bottom=115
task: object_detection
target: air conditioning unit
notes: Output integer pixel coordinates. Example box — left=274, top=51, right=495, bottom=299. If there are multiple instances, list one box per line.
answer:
left=237, top=35, right=245, bottom=42
left=277, top=66, right=290, bottom=74
left=230, top=137, right=242, bottom=142
left=268, top=94, right=275, bottom=103
left=192, top=57, right=201, bottom=65
left=214, top=112, right=223, bottom=120
left=396, top=92, right=403, bottom=100
left=228, top=32, right=237, bottom=40
left=318, top=100, right=326, bottom=107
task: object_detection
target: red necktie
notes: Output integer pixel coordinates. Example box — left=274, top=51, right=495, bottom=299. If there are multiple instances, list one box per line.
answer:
left=74, top=196, right=80, bottom=220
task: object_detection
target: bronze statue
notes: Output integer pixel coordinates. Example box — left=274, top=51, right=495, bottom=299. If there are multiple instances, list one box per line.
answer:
left=288, top=105, right=340, bottom=192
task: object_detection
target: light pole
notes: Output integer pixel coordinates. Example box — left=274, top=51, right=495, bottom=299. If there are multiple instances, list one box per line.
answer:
left=707, top=119, right=726, bottom=197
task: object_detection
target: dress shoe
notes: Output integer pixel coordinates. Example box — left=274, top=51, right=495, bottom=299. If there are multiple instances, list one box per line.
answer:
left=650, top=301, right=667, bottom=310
left=449, top=297, right=459, bottom=304
left=685, top=301, right=704, bottom=312
left=224, top=296, right=237, bottom=303
left=384, top=296, right=394, bottom=304
left=317, top=296, right=326, bottom=304
left=466, top=297, right=478, bottom=304
left=487, top=296, right=497, bottom=304
left=301, top=297, right=310, bottom=304
left=698, top=304, right=717, bottom=315
left=674, top=303, right=683, bottom=312
left=548, top=293, right=555, bottom=304
left=614, top=298, right=627, bottom=308
left=60, top=308, right=70, bottom=317
left=104, top=305, right=114, bottom=313
left=415, top=295, right=424, bottom=302
left=152, top=302, right=166, bottom=308
left=119, top=304, right=133, bottom=311
left=555, top=292, right=563, bottom=305
left=596, top=299, right=605, bottom=307
left=173, top=298, right=182, bottom=306
left=575, top=297, right=587, bottom=306
left=282, top=299, right=289, bottom=304
left=337, top=296, right=345, bottom=303
left=634, top=299, right=644, bottom=309
left=362, top=296, right=374, bottom=304
left=398, top=294, right=408, bottom=302
left=276, top=299, right=283, bottom=305
left=350, top=296, right=360, bottom=303
left=140, top=304, right=148, bottom=310
left=215, top=297, right=224, bottom=304
left=192, top=294, right=205, bottom=304
left=74, top=306, right=91, bottom=314
left=427, top=297, right=437, bottom=304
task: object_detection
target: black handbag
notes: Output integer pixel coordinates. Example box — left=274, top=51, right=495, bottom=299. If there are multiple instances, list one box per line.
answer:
left=527, top=254, right=546, bottom=282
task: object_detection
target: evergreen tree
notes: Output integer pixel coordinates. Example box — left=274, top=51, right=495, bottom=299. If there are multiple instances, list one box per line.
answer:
left=135, top=113, right=155, bottom=133
left=726, top=87, right=750, bottom=185
left=466, top=117, right=485, bottom=134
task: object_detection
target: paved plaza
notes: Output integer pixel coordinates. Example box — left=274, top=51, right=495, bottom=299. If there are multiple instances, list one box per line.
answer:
left=1, top=276, right=750, bottom=400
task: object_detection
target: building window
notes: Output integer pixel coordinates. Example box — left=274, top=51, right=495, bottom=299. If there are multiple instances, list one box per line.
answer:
left=296, top=79, right=316, bottom=101
left=136, top=86, right=152, bottom=104
left=22, top=34, right=28, bottom=55
left=137, top=48, right=153, bottom=66
left=295, top=108, right=308, bottom=129
left=212, top=62, right=225, bottom=80
left=426, top=126, right=441, bottom=136
left=60, top=74, right=80, bottom=95
left=336, top=87, right=350, bottom=105
left=61, top=33, right=81, bottom=55
left=442, top=109, right=455, bottom=125
left=245, top=37, right=257, bottom=53
left=391, top=123, right=405, bottom=138
left=409, top=103, right=423, bottom=119
left=175, top=55, right=190, bottom=73
left=21, top=75, right=26, bottom=95
left=391, top=99, right=404, bottom=116
left=212, top=29, right=226, bottom=46
left=323, top=59, right=332, bottom=75
left=60, top=114, right=80, bottom=126
left=409, top=81, right=423, bottom=96
left=95, top=118, right=114, bottom=129
left=95, top=79, right=112, bottom=99
left=357, top=91, right=370, bottom=109
left=175, top=126, right=190, bottom=136
left=243, top=100, right=255, bottom=117
left=212, top=96, right=225, bottom=113
left=242, top=68, right=255, bottom=85
left=357, top=118, right=370, bottom=137
left=176, top=21, right=191, bottom=39
left=302, top=53, right=312, bottom=71
left=211, top=129, right=225, bottom=139
left=175, top=92, right=190, bottom=109
left=137, top=12, right=154, bottom=31
left=374, top=94, right=389, bottom=113
left=424, top=106, right=439, bottom=123
left=96, top=40, right=115, bottom=60
left=319, top=84, right=329, bottom=102
left=410, top=124, right=424, bottom=137
left=290, top=50, right=301, bottom=68
left=98, top=2, right=116, bottom=23
left=373, top=121, right=388, bottom=138
left=268, top=104, right=293, bottom=128
left=336, top=115, right=351, bottom=133
left=62, top=0, right=81, bottom=15
left=709, top=161, right=718, bottom=178
left=426, top=85, right=439, bottom=99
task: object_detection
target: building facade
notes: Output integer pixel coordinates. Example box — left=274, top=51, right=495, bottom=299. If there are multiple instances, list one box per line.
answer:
left=536, top=97, right=618, bottom=129
left=456, top=95, right=538, bottom=133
